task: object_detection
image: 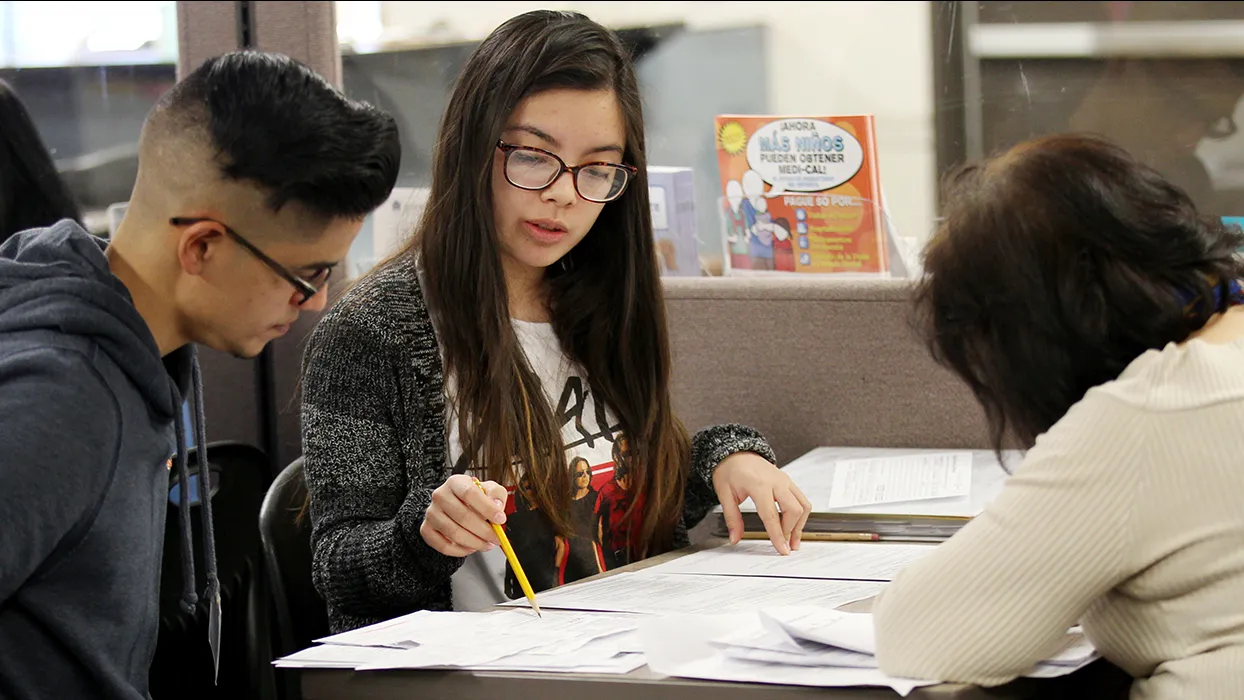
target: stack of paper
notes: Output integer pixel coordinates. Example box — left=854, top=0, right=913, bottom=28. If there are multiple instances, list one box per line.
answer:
left=276, top=541, right=947, bottom=680
left=638, top=607, right=1098, bottom=697
left=274, top=538, right=1101, bottom=694
left=275, top=609, right=646, bottom=674
left=755, top=607, right=1098, bottom=676
left=720, top=447, right=1021, bottom=541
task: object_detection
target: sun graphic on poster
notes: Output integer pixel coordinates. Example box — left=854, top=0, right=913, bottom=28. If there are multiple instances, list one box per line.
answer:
left=718, top=121, right=747, bottom=156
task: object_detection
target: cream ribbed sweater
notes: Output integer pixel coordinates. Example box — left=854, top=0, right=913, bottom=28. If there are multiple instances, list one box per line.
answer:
left=873, top=338, right=1244, bottom=699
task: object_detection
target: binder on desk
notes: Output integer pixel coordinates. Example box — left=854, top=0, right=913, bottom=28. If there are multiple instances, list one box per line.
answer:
left=717, top=446, right=1022, bottom=542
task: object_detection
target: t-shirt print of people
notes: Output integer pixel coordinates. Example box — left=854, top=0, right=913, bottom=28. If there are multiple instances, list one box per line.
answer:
left=499, top=371, right=631, bottom=597
left=503, top=472, right=559, bottom=600
left=561, top=456, right=603, bottom=584
left=447, top=320, right=635, bottom=609
left=504, top=436, right=632, bottom=597
left=594, top=437, right=636, bottom=571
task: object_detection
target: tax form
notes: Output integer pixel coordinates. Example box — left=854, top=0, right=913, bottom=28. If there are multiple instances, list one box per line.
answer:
left=276, top=634, right=645, bottom=674
left=316, top=608, right=636, bottom=656
left=500, top=571, right=883, bottom=615
left=645, top=541, right=936, bottom=581
left=286, top=609, right=645, bottom=673
left=828, top=452, right=973, bottom=509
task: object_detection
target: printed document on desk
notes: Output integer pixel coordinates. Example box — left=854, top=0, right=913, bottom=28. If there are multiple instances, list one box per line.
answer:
left=755, top=606, right=1099, bottom=676
left=639, top=609, right=1098, bottom=696
left=731, top=446, right=1018, bottom=518
left=276, top=635, right=645, bottom=674
left=828, top=452, right=972, bottom=509
left=283, top=609, right=645, bottom=673
left=499, top=571, right=884, bottom=615
left=644, top=541, right=936, bottom=581
left=639, top=613, right=938, bottom=696
left=316, top=608, right=636, bottom=656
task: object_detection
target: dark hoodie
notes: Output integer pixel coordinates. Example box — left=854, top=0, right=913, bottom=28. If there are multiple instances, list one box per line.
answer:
left=0, top=220, right=217, bottom=700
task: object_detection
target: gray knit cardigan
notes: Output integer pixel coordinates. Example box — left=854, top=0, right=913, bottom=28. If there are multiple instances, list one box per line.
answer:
left=300, top=256, right=776, bottom=633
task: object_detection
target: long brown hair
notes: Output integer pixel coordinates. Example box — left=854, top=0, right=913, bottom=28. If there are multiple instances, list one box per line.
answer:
left=915, top=134, right=1244, bottom=453
left=407, top=10, right=689, bottom=558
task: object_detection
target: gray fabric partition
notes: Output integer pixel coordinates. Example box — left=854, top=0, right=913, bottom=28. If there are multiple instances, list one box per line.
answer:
left=169, top=1, right=345, bottom=471
left=663, top=277, right=992, bottom=466
left=176, top=1, right=240, bottom=79
left=249, top=0, right=345, bottom=473
left=173, top=2, right=267, bottom=452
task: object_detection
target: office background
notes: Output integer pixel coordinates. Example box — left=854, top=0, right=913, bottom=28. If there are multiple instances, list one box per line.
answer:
left=3, top=0, right=1241, bottom=475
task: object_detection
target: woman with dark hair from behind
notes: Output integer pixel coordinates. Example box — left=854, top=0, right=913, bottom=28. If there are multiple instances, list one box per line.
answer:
left=873, top=134, right=1244, bottom=698
left=0, top=80, right=82, bottom=245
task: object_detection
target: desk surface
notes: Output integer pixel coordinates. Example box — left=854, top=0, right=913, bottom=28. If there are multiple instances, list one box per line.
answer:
left=299, top=539, right=1130, bottom=700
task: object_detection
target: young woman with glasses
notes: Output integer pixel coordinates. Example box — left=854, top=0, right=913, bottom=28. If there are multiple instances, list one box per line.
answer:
left=299, top=10, right=811, bottom=632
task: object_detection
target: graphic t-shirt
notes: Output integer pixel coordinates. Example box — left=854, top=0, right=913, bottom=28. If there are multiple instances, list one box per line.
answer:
left=446, top=319, right=635, bottom=611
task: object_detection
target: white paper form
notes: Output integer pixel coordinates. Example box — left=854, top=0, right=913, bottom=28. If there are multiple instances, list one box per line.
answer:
left=358, top=628, right=645, bottom=672
left=500, top=571, right=883, bottom=616
left=637, top=614, right=937, bottom=697
left=315, top=608, right=637, bottom=664
left=314, top=609, right=437, bottom=649
left=712, top=623, right=879, bottom=669
left=275, top=634, right=646, bottom=674
left=729, top=447, right=1018, bottom=517
left=473, top=638, right=647, bottom=674
left=719, top=644, right=879, bottom=669
left=673, top=654, right=937, bottom=695
left=274, top=644, right=414, bottom=669
left=645, top=541, right=936, bottom=581
left=761, top=607, right=878, bottom=654
left=477, top=654, right=647, bottom=674
left=761, top=606, right=1099, bottom=678
left=828, top=452, right=972, bottom=509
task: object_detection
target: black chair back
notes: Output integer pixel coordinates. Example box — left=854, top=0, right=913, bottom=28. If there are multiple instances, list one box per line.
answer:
left=260, top=457, right=328, bottom=700
left=151, top=441, right=276, bottom=700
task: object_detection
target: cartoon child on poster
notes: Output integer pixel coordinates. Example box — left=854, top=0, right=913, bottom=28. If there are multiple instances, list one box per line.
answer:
left=744, top=175, right=776, bottom=271
left=723, top=179, right=751, bottom=270
left=771, top=216, right=795, bottom=271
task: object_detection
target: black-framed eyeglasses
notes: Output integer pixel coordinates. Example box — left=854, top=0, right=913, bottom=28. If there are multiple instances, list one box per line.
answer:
left=497, top=140, right=638, bottom=203
left=169, top=217, right=329, bottom=305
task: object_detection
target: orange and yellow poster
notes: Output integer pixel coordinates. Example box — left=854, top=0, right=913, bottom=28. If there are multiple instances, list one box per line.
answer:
left=715, top=115, right=889, bottom=275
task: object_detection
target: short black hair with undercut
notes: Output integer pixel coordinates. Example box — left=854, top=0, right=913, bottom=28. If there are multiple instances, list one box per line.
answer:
left=158, top=50, right=400, bottom=219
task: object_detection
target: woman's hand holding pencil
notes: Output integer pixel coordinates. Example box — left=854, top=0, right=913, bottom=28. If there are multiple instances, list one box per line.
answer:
left=419, top=474, right=510, bottom=557
left=416, top=474, right=543, bottom=615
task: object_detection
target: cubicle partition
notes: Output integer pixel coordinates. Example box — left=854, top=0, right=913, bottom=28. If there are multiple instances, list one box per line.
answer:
left=663, top=277, right=991, bottom=465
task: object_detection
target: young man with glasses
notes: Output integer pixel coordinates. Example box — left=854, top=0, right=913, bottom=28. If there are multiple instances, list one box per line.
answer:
left=0, top=50, right=398, bottom=699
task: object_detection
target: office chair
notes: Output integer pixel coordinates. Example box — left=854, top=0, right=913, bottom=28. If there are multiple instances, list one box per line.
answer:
left=150, top=441, right=277, bottom=700
left=260, top=457, right=329, bottom=700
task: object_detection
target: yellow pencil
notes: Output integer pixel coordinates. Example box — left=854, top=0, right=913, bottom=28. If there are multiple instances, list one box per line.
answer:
left=473, top=478, right=541, bottom=616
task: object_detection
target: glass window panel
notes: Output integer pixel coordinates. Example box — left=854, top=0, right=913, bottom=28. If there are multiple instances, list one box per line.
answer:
left=939, top=1, right=1244, bottom=225
left=1, top=0, right=177, bottom=235
left=337, top=2, right=1244, bottom=273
